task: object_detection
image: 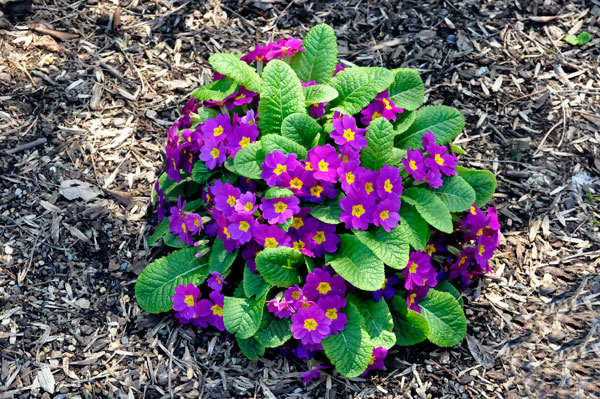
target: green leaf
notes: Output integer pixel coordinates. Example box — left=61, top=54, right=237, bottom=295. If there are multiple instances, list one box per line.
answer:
left=163, top=233, right=187, bottom=248
left=264, top=187, right=294, bottom=199
left=430, top=175, right=476, bottom=212
left=435, top=280, right=464, bottom=306
left=148, top=217, right=170, bottom=247
left=389, top=296, right=429, bottom=346
left=402, top=187, right=453, bottom=233
left=353, top=226, right=409, bottom=270
left=419, top=289, right=467, bottom=347
left=236, top=336, right=265, bottom=361
left=322, top=302, right=372, bottom=378
left=310, top=197, right=342, bottom=224
left=303, top=84, right=338, bottom=104
left=395, top=105, right=465, bottom=150
left=353, top=298, right=396, bottom=349
left=389, top=68, right=425, bottom=111
left=360, top=117, right=396, bottom=171
left=565, top=34, right=579, bottom=45
left=456, top=167, right=497, bottom=208
left=243, top=266, right=272, bottom=298
left=394, top=110, right=416, bottom=135
left=391, top=148, right=407, bottom=168
left=135, top=247, right=210, bottom=313
left=209, top=238, right=238, bottom=275
left=262, top=134, right=308, bottom=158
left=565, top=31, right=591, bottom=45
left=223, top=293, right=267, bottom=339
left=191, top=108, right=220, bottom=127
left=233, top=141, right=265, bottom=180
left=450, top=143, right=465, bottom=154
left=291, top=24, right=338, bottom=84
left=329, top=67, right=394, bottom=116
left=256, top=317, right=293, bottom=348
left=258, top=60, right=306, bottom=136
left=191, top=77, right=238, bottom=102
left=281, top=113, right=322, bottom=148
left=208, top=53, right=261, bottom=93
left=255, top=247, right=304, bottom=287
left=325, top=234, right=384, bottom=291
left=191, top=161, right=214, bottom=183
left=399, top=202, right=431, bottom=250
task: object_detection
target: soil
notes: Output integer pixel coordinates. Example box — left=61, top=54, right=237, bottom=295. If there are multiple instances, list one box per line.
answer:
left=1, top=0, right=599, bottom=398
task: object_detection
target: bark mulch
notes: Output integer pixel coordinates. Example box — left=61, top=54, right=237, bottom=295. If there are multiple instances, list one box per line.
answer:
left=1, top=0, right=599, bottom=398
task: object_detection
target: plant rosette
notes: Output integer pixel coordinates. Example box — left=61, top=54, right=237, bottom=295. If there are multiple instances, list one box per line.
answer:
left=135, top=24, right=500, bottom=381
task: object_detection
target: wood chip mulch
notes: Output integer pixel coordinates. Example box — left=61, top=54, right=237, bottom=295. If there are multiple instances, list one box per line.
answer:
left=1, top=0, right=599, bottom=398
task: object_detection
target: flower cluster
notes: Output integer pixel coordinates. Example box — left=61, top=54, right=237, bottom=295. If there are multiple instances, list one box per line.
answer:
left=171, top=272, right=226, bottom=330
left=402, top=132, right=458, bottom=188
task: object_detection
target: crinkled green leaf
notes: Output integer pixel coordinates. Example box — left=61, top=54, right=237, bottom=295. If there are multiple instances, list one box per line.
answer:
left=209, top=53, right=261, bottom=93
left=456, top=166, right=497, bottom=208
left=435, top=280, right=464, bottom=306
left=389, top=68, right=425, bottom=111
left=353, top=226, right=409, bottom=270
left=399, top=202, right=431, bottom=250
left=353, top=297, right=396, bottom=349
left=395, top=105, right=465, bottom=149
left=147, top=217, right=169, bottom=247
left=258, top=60, right=305, bottom=136
left=223, top=292, right=267, bottom=339
left=209, top=238, right=238, bottom=275
left=264, top=187, right=294, bottom=199
left=233, top=141, right=265, bottom=180
left=360, top=117, right=396, bottom=170
left=329, top=67, right=394, bottom=116
left=419, top=289, right=467, bottom=347
left=310, top=197, right=342, bottom=224
left=256, top=317, right=293, bottom=348
left=303, top=84, right=338, bottom=104
left=163, top=233, right=187, bottom=248
left=291, top=24, right=338, bottom=84
left=281, top=113, right=322, bottom=148
left=262, top=134, right=308, bottom=158
left=135, top=247, right=210, bottom=313
left=243, top=265, right=272, bottom=298
left=236, top=336, right=265, bottom=361
left=389, top=296, right=429, bottom=346
left=402, top=187, right=453, bottom=233
left=393, top=109, right=416, bottom=135
left=191, top=108, right=220, bottom=127
left=325, top=234, right=384, bottom=291
left=430, top=175, right=476, bottom=212
left=255, top=247, right=304, bottom=287
left=191, top=77, right=238, bottom=101
left=191, top=161, right=214, bottom=183
left=322, top=302, right=372, bottom=378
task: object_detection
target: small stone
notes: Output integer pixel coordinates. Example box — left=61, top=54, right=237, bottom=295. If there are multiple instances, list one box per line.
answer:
left=4, top=245, right=13, bottom=255
left=120, top=262, right=128, bottom=271
left=15, top=188, right=22, bottom=197
left=66, top=253, right=75, bottom=261
left=121, top=337, right=129, bottom=344
left=446, top=34, right=457, bottom=43
left=75, top=298, right=90, bottom=309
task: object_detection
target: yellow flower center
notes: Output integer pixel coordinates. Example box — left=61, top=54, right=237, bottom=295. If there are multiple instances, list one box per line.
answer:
left=310, top=185, right=324, bottom=198
left=235, top=93, right=246, bottom=101
left=265, top=237, right=278, bottom=248
left=458, top=256, right=468, bottom=266
left=409, top=261, right=419, bottom=274
left=227, top=195, right=236, bottom=207
left=345, top=171, right=355, bottom=184
left=477, top=228, right=485, bottom=236
left=291, top=217, right=304, bottom=229
left=181, top=223, right=187, bottom=233
left=239, top=221, right=250, bottom=232
left=479, top=244, right=486, bottom=256
left=425, top=243, right=436, bottom=256
left=384, top=179, right=393, bottom=193
left=380, top=210, right=389, bottom=220
left=302, top=302, right=311, bottom=309
left=381, top=281, right=386, bottom=290
left=244, top=202, right=254, bottom=212
left=342, top=155, right=349, bottom=162
left=194, top=219, right=202, bottom=227
left=239, top=136, right=251, bottom=147
left=293, top=240, right=306, bottom=251
left=368, top=355, right=376, bottom=366
left=274, top=164, right=287, bottom=175
left=211, top=304, right=223, bottom=317
left=365, top=182, right=374, bottom=195
left=318, top=159, right=329, bottom=172
left=214, top=126, right=224, bottom=136
left=435, top=153, right=444, bottom=166
left=372, top=111, right=382, bottom=120
left=292, top=291, right=301, bottom=300
left=470, top=206, right=477, bottom=215
left=409, top=160, right=418, bottom=170
left=305, top=162, right=313, bottom=171
left=290, top=177, right=303, bottom=190
left=343, top=128, right=355, bottom=141
left=303, top=318, right=318, bottom=331
left=210, top=147, right=220, bottom=159
left=274, top=201, right=288, bottom=213
left=409, top=293, right=417, bottom=305
left=382, top=98, right=392, bottom=110
left=223, top=227, right=231, bottom=239
left=352, top=204, right=365, bottom=217
left=317, top=282, right=332, bottom=295
left=184, top=295, right=195, bottom=307
left=172, top=158, right=177, bottom=169
left=325, top=308, right=338, bottom=320
left=313, top=231, right=326, bottom=244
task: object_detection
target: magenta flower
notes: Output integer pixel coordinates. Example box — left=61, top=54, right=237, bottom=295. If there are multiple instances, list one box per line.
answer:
left=290, top=306, right=331, bottom=345
left=281, top=165, right=312, bottom=196
left=308, top=221, right=340, bottom=256
left=241, top=45, right=271, bottom=63
left=339, top=145, right=360, bottom=164
left=207, top=271, right=226, bottom=293
left=180, top=128, right=203, bottom=152
left=261, top=150, right=299, bottom=187
left=354, top=170, right=379, bottom=198
left=182, top=98, right=200, bottom=114
left=317, top=295, right=347, bottom=335
left=266, top=38, right=305, bottom=59
left=371, top=276, right=400, bottom=302
left=201, top=114, right=232, bottom=142
left=334, top=64, right=345, bottom=76
left=213, top=213, right=241, bottom=253
left=289, top=227, right=316, bottom=257
left=253, top=224, right=291, bottom=249
left=234, top=192, right=258, bottom=215
left=338, top=160, right=364, bottom=193
left=212, top=180, right=241, bottom=217
left=331, top=114, right=368, bottom=150
left=231, top=86, right=257, bottom=107
left=201, top=291, right=225, bottom=331
left=172, top=283, right=201, bottom=323
left=303, top=268, right=346, bottom=300
left=155, top=181, right=168, bottom=221
left=288, top=207, right=312, bottom=232
left=424, top=142, right=458, bottom=177
left=402, top=148, right=427, bottom=181
left=308, top=144, right=340, bottom=183
left=424, top=165, right=443, bottom=189
left=310, top=103, right=327, bottom=119
left=475, top=234, right=496, bottom=267
left=402, top=251, right=439, bottom=290
left=362, top=347, right=388, bottom=376
left=300, top=366, right=328, bottom=384
left=375, top=90, right=403, bottom=120
left=184, top=213, right=204, bottom=234
left=169, top=197, right=193, bottom=245
left=340, top=193, right=375, bottom=230
left=227, top=120, right=258, bottom=157
left=373, top=198, right=401, bottom=232
left=376, top=165, right=403, bottom=198
left=285, top=284, right=306, bottom=307
left=228, top=213, right=258, bottom=244
left=359, top=101, right=384, bottom=126
left=260, top=195, right=300, bottom=224
left=199, top=139, right=226, bottom=170
left=406, top=285, right=430, bottom=313
left=267, top=297, right=294, bottom=319
left=449, top=247, right=476, bottom=282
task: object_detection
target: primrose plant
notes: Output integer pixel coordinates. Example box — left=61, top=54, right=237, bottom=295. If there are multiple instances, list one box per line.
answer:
left=135, top=24, right=500, bottom=380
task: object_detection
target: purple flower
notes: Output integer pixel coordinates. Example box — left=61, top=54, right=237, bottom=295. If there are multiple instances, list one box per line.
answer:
left=281, top=165, right=312, bottom=196
left=201, top=114, right=232, bottom=142
left=260, top=195, right=301, bottom=224
left=241, top=45, right=271, bottom=63
left=303, top=268, right=346, bottom=300
left=242, top=240, right=262, bottom=273
left=375, top=91, right=403, bottom=120
left=184, top=213, right=204, bottom=234
left=261, top=150, right=299, bottom=187
left=231, top=86, right=257, bottom=107
left=266, top=38, right=305, bottom=60
left=371, top=276, right=400, bottom=302
left=234, top=192, right=258, bottom=214
left=308, top=145, right=340, bottom=183
left=308, top=221, right=340, bottom=256
left=424, top=165, right=443, bottom=189
left=290, top=306, right=331, bottom=345
left=288, top=207, right=312, bottom=232
left=354, top=170, right=379, bottom=198
left=310, top=103, right=327, bottom=119
left=373, top=198, right=401, bottom=232
left=197, top=291, right=225, bottom=331
left=155, top=181, right=168, bottom=221
left=212, top=180, right=241, bottom=217
left=182, top=98, right=200, bottom=114
left=331, top=114, right=368, bottom=150
left=475, top=234, right=496, bottom=267
left=212, top=212, right=241, bottom=253
left=285, top=285, right=306, bottom=307
left=207, top=271, right=226, bottom=293
left=406, top=285, right=430, bottom=313
left=300, top=366, right=328, bottom=384
left=172, top=283, right=201, bottom=323
left=339, top=145, right=360, bottom=164
left=423, top=134, right=457, bottom=177
left=228, top=213, right=258, bottom=244
left=359, top=101, right=383, bottom=126
left=169, top=197, right=193, bottom=245
left=340, top=193, right=375, bottom=230
left=334, top=64, right=345, bottom=76
left=267, top=297, right=294, bottom=319
left=253, top=224, right=291, bottom=249
left=402, top=251, right=439, bottom=290
left=362, top=347, right=388, bottom=376
left=228, top=119, right=258, bottom=157
left=289, top=227, right=316, bottom=257
left=199, top=139, right=226, bottom=170
left=338, top=160, right=364, bottom=193
left=165, top=125, right=182, bottom=182
left=376, top=165, right=403, bottom=198
left=180, top=128, right=203, bottom=152
left=293, top=342, right=316, bottom=360
left=402, top=148, right=427, bottom=181
left=317, top=295, right=347, bottom=335
left=303, top=181, right=337, bottom=203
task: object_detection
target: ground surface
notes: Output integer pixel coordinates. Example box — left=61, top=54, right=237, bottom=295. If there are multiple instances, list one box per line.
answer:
left=1, top=0, right=599, bottom=398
